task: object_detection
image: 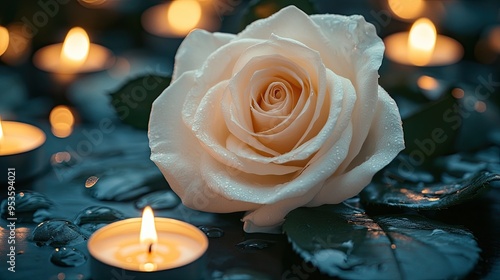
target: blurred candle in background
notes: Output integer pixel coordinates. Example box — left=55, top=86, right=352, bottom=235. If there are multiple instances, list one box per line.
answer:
left=388, top=0, right=425, bottom=20
left=60, top=27, right=90, bottom=71
left=408, top=18, right=436, bottom=66
left=0, top=23, right=32, bottom=65
left=384, top=18, right=463, bottom=66
left=33, top=26, right=114, bottom=75
left=49, top=105, right=75, bottom=138
left=142, top=0, right=219, bottom=38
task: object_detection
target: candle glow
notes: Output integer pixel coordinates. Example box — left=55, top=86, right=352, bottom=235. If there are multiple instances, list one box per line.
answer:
left=388, top=0, right=425, bottom=20
left=408, top=18, right=437, bottom=66
left=167, top=0, right=202, bottom=35
left=50, top=105, right=75, bottom=138
left=142, top=0, right=219, bottom=38
left=60, top=27, right=90, bottom=69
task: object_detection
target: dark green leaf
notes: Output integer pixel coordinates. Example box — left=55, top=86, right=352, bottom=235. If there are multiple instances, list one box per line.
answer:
left=361, top=171, right=500, bottom=209
left=110, top=75, right=171, bottom=130
left=283, top=204, right=480, bottom=280
left=240, top=0, right=316, bottom=32
left=402, top=93, right=461, bottom=159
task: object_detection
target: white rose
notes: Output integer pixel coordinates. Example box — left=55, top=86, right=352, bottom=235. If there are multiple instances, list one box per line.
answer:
left=149, top=6, right=404, bottom=233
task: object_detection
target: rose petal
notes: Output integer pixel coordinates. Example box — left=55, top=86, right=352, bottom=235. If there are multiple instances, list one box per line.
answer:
left=225, top=69, right=355, bottom=166
left=238, top=6, right=386, bottom=174
left=310, top=14, right=386, bottom=176
left=173, top=29, right=236, bottom=80
left=196, top=72, right=356, bottom=205
left=182, top=38, right=261, bottom=127
left=191, top=79, right=303, bottom=176
left=308, top=86, right=405, bottom=206
left=223, top=34, right=329, bottom=154
left=149, top=72, right=259, bottom=213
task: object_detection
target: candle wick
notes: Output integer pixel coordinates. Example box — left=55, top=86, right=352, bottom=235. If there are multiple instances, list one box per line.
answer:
left=148, top=243, right=153, bottom=254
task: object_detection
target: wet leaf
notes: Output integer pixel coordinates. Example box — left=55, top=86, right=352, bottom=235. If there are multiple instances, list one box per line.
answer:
left=240, top=0, right=316, bottom=32
left=361, top=171, right=500, bottom=209
left=110, top=74, right=171, bottom=130
left=283, top=204, right=480, bottom=280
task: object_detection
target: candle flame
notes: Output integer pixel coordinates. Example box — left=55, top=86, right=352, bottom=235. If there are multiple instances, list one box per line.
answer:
left=50, top=105, right=75, bottom=138
left=60, top=27, right=90, bottom=68
left=140, top=206, right=158, bottom=248
left=0, top=26, right=9, bottom=56
left=408, top=18, right=437, bottom=66
left=167, top=0, right=202, bottom=35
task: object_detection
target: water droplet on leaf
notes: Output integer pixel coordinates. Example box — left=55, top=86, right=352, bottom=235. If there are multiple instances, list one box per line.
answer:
left=73, top=206, right=126, bottom=237
left=236, top=239, right=275, bottom=250
left=85, top=176, right=99, bottom=188
left=1, top=191, right=54, bottom=222
left=51, top=247, right=87, bottom=267
left=32, top=220, right=86, bottom=247
left=198, top=226, right=224, bottom=238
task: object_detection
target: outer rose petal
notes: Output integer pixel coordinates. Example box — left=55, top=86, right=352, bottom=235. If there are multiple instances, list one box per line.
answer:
left=172, top=30, right=236, bottom=80
left=310, top=13, right=386, bottom=177
left=308, top=86, right=405, bottom=206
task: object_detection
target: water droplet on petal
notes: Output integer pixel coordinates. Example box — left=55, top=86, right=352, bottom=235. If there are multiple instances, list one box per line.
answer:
left=51, top=247, right=87, bottom=267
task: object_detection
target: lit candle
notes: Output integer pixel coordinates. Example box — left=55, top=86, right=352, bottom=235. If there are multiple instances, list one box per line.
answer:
left=88, top=206, right=208, bottom=280
left=0, top=118, right=47, bottom=182
left=384, top=18, right=463, bottom=66
left=33, top=27, right=114, bottom=74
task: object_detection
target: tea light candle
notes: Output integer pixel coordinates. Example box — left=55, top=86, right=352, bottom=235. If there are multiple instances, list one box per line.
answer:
left=0, top=118, right=47, bottom=182
left=88, top=207, right=208, bottom=280
left=385, top=18, right=463, bottom=66
left=33, top=27, right=114, bottom=74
